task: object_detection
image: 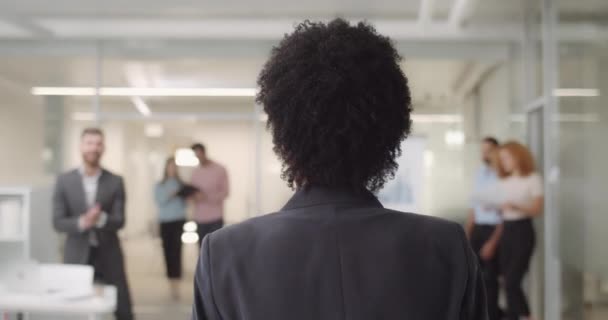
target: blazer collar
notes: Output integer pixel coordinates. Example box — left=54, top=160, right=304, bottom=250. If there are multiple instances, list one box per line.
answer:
left=282, top=186, right=383, bottom=210
left=77, top=166, right=103, bottom=180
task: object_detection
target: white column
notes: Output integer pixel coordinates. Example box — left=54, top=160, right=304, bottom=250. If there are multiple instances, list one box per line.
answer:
left=541, top=0, right=562, bottom=319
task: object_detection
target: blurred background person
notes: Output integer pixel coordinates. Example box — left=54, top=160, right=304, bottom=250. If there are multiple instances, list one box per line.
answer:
left=52, top=127, right=134, bottom=320
left=154, top=157, right=187, bottom=301
left=192, top=19, right=487, bottom=320
left=465, top=136, right=503, bottom=320
left=190, top=143, right=229, bottom=246
left=497, top=141, right=544, bottom=320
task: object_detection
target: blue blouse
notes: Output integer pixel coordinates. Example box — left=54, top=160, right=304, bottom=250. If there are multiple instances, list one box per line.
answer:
left=154, top=178, right=187, bottom=223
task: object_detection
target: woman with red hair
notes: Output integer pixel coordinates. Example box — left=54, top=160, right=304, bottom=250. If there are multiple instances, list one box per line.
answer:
left=497, top=141, right=544, bottom=320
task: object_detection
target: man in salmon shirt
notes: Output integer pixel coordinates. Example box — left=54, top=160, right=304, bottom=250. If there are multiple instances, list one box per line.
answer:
left=190, top=143, right=229, bottom=246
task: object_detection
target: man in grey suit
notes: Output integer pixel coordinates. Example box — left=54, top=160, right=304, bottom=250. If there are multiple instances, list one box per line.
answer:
left=53, top=127, right=134, bottom=320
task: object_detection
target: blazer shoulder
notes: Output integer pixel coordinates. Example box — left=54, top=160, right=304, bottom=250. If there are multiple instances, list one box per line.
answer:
left=388, top=209, right=461, bottom=230
left=206, top=212, right=281, bottom=244
left=102, top=169, right=123, bottom=181
left=385, top=209, right=465, bottom=246
left=56, top=169, right=79, bottom=181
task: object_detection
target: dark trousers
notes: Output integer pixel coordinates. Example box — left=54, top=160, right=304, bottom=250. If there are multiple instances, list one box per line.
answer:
left=197, top=219, right=224, bottom=247
left=88, top=246, right=134, bottom=320
left=160, top=220, right=185, bottom=279
left=470, top=224, right=501, bottom=320
left=500, top=219, right=535, bottom=320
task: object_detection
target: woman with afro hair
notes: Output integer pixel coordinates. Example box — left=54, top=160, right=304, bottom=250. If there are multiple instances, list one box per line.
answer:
left=192, top=19, right=487, bottom=320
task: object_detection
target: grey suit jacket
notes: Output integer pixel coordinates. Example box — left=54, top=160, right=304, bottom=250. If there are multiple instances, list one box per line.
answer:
left=52, top=168, right=127, bottom=269
left=192, top=187, right=487, bottom=320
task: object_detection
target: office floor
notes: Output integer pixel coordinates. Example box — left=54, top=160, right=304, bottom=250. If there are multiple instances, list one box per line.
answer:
left=124, top=236, right=199, bottom=320
left=122, top=235, right=608, bottom=320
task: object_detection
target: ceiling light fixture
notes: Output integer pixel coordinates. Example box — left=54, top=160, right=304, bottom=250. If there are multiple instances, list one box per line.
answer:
left=412, top=114, right=463, bottom=123
left=553, top=88, right=599, bottom=97
left=131, top=96, right=151, bottom=116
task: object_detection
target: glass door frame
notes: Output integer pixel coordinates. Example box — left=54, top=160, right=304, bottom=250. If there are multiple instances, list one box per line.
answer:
left=521, top=0, right=561, bottom=319
left=540, top=1, right=561, bottom=319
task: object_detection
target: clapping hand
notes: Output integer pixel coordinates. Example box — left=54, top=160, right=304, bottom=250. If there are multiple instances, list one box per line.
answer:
left=80, top=204, right=102, bottom=230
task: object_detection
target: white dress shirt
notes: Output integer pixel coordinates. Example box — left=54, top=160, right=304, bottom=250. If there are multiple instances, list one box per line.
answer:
left=78, top=167, right=108, bottom=246
left=471, top=165, right=502, bottom=225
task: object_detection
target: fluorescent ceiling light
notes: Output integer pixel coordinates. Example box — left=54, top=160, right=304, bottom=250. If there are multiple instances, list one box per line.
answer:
left=555, top=114, right=599, bottom=122
left=35, top=87, right=97, bottom=96
left=510, top=113, right=599, bottom=123
left=31, top=86, right=257, bottom=97
left=553, top=88, right=599, bottom=97
left=131, top=96, right=151, bottom=116
left=412, top=114, right=463, bottom=123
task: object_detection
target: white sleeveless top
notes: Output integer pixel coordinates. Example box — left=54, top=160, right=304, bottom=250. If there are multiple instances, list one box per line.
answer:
left=500, top=172, right=543, bottom=221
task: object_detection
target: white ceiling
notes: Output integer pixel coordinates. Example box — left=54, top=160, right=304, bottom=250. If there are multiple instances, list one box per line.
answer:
left=0, top=0, right=604, bottom=41
left=1, top=0, right=432, bottom=18
left=11, top=0, right=597, bottom=20
left=1, top=0, right=605, bottom=22
left=0, top=0, right=521, bottom=40
left=0, top=0, right=606, bottom=117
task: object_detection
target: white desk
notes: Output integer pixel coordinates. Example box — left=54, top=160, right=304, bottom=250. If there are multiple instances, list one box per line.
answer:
left=0, top=285, right=116, bottom=320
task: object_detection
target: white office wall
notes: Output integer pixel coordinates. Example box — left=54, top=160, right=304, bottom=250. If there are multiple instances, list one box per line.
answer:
left=0, top=96, right=62, bottom=263
left=0, top=98, right=49, bottom=186
left=478, top=64, right=514, bottom=140
left=259, top=127, right=294, bottom=214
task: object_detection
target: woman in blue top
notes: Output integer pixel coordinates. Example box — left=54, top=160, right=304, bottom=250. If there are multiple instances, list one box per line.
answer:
left=154, top=157, right=187, bottom=300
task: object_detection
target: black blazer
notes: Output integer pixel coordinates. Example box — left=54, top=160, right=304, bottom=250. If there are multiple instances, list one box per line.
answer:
left=192, top=187, right=487, bottom=320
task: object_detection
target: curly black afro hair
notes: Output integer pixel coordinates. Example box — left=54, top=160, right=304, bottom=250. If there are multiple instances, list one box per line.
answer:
left=256, top=19, right=412, bottom=193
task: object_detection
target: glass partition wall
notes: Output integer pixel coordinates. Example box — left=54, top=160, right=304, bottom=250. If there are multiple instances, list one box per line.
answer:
left=520, top=0, right=608, bottom=319
left=557, top=1, right=608, bottom=319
